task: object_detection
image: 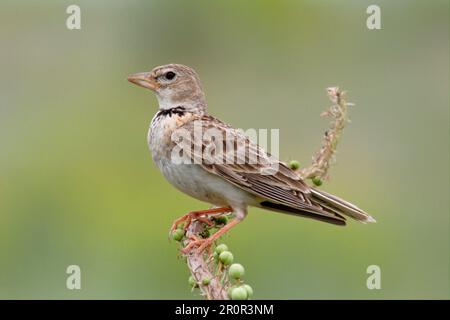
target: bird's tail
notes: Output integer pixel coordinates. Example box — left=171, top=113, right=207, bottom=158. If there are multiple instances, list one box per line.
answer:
left=259, top=188, right=375, bottom=226
left=310, top=188, right=376, bottom=223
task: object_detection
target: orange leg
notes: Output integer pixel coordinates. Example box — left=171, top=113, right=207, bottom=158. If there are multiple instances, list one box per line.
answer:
left=170, top=206, right=232, bottom=234
left=181, top=235, right=204, bottom=253
left=181, top=217, right=241, bottom=254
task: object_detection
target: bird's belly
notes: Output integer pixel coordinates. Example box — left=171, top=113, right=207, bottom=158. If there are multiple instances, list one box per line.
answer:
left=156, top=160, right=258, bottom=208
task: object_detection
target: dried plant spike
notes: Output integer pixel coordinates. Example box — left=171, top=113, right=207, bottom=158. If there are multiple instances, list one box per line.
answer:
left=184, top=221, right=229, bottom=300
left=298, top=87, right=351, bottom=181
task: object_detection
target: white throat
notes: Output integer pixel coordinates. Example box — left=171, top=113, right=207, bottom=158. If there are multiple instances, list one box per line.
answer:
left=156, top=91, right=204, bottom=113
left=156, top=94, right=176, bottom=110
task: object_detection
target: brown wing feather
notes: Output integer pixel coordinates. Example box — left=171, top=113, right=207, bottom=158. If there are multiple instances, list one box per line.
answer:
left=178, top=115, right=372, bottom=225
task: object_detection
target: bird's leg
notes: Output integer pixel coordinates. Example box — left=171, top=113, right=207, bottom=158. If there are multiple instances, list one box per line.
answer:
left=170, top=206, right=232, bottom=234
left=181, top=217, right=242, bottom=254
left=181, top=235, right=204, bottom=253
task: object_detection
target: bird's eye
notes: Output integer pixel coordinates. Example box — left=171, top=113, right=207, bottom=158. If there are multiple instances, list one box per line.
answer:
left=164, top=71, right=176, bottom=80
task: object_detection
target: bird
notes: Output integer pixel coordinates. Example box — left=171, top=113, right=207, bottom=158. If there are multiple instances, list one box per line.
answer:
left=128, top=64, right=375, bottom=253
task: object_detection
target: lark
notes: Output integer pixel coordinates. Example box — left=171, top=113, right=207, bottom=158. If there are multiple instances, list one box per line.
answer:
left=128, top=64, right=375, bottom=253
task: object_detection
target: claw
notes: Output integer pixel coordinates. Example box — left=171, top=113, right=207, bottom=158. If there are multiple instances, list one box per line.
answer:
left=181, top=217, right=241, bottom=254
left=181, top=237, right=213, bottom=254
left=169, top=207, right=232, bottom=239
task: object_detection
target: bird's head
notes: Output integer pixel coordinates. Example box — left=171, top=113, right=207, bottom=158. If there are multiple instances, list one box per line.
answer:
left=128, top=64, right=206, bottom=112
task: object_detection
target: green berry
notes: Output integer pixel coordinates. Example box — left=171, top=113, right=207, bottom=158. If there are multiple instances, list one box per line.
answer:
left=213, top=215, right=228, bottom=225
left=312, top=176, right=323, bottom=186
left=172, top=229, right=185, bottom=242
left=228, top=263, right=245, bottom=279
left=219, top=251, right=234, bottom=265
left=231, top=287, right=248, bottom=300
left=215, top=244, right=229, bottom=254
left=202, top=277, right=211, bottom=286
left=242, top=284, right=253, bottom=298
left=289, top=160, right=300, bottom=170
left=188, top=276, right=198, bottom=288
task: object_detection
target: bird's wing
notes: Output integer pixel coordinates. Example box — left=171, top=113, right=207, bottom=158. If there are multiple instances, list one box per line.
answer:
left=178, top=115, right=357, bottom=225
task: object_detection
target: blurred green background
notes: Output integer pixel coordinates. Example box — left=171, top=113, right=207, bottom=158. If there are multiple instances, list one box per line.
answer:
left=0, top=0, right=448, bottom=299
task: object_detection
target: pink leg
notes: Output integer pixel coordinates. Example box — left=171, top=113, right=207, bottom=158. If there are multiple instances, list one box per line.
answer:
left=181, top=218, right=242, bottom=254
left=170, top=207, right=232, bottom=233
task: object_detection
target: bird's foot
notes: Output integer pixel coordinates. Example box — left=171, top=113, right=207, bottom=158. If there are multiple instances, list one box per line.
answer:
left=181, top=217, right=241, bottom=254
left=181, top=235, right=213, bottom=254
left=169, top=214, right=212, bottom=235
left=181, top=218, right=241, bottom=254
left=169, top=207, right=232, bottom=237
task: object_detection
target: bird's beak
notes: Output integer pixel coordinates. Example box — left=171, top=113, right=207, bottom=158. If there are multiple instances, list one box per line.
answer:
left=127, top=72, right=158, bottom=90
